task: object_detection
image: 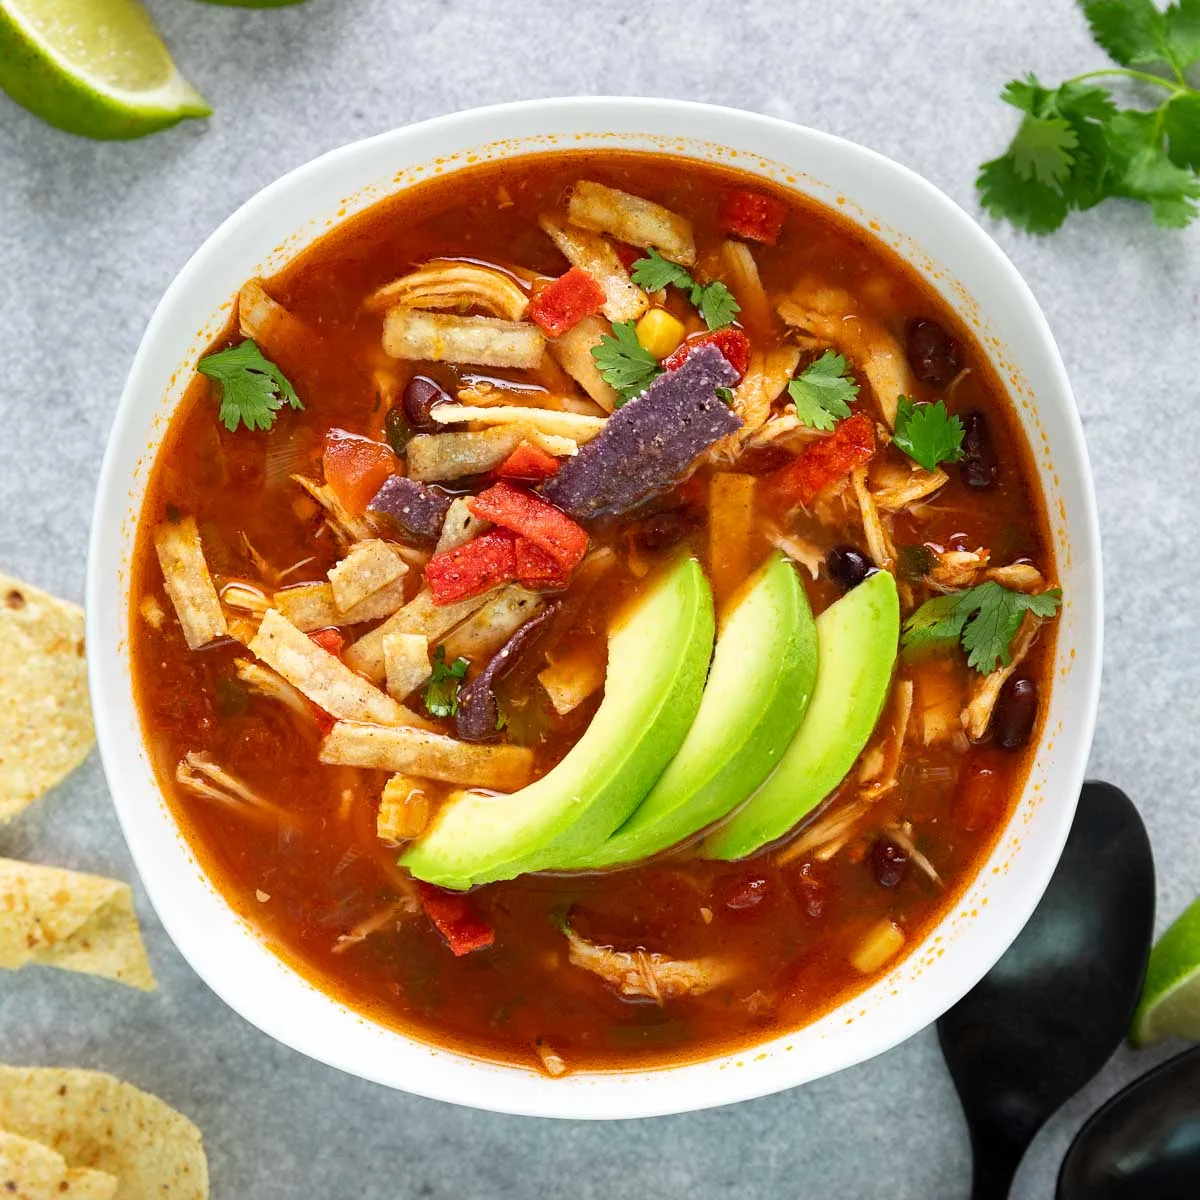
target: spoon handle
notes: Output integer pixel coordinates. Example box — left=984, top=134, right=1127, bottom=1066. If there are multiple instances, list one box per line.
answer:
left=969, top=1130, right=1024, bottom=1200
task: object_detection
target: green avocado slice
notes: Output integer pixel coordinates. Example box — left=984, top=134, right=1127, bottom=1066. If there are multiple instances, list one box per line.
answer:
left=400, top=555, right=714, bottom=889
left=570, top=552, right=817, bottom=870
left=704, top=568, right=899, bottom=861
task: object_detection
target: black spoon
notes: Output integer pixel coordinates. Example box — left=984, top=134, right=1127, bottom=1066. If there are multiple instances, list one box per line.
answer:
left=1057, top=1045, right=1200, bottom=1199
left=937, top=780, right=1156, bottom=1200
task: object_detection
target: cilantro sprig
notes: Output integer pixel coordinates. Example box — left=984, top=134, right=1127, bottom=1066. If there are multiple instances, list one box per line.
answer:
left=903, top=582, right=1063, bottom=674
left=590, top=319, right=663, bottom=404
left=893, top=397, right=965, bottom=472
left=979, top=0, right=1200, bottom=233
left=630, top=248, right=741, bottom=330
left=197, top=340, right=303, bottom=433
left=423, top=645, right=470, bottom=717
left=787, top=351, right=861, bottom=431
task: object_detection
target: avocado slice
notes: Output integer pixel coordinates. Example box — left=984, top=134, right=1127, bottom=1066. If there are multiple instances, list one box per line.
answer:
left=704, top=568, right=900, bottom=861
left=570, top=552, right=817, bottom=870
left=400, top=556, right=715, bottom=889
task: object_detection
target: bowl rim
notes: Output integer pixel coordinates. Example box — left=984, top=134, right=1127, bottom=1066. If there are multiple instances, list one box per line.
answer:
left=86, top=96, right=1103, bottom=1119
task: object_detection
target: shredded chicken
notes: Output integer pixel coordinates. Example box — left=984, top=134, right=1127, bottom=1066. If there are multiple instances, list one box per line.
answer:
left=711, top=345, right=801, bottom=461
left=291, top=474, right=375, bottom=548
left=364, top=260, right=529, bottom=321
left=886, top=821, right=944, bottom=887
left=234, top=658, right=313, bottom=721
left=238, top=533, right=315, bottom=589
left=963, top=615, right=1043, bottom=739
left=986, top=562, right=1046, bottom=593
left=912, top=657, right=966, bottom=746
left=769, top=528, right=823, bottom=580
left=175, top=751, right=290, bottom=825
left=859, top=680, right=915, bottom=798
left=221, top=580, right=272, bottom=616
left=138, top=593, right=165, bottom=630
left=564, top=927, right=733, bottom=1004
left=871, top=463, right=949, bottom=512
left=777, top=793, right=875, bottom=866
left=533, top=1040, right=569, bottom=1078
left=928, top=548, right=991, bottom=591
left=331, top=899, right=415, bottom=955
left=851, top=465, right=896, bottom=571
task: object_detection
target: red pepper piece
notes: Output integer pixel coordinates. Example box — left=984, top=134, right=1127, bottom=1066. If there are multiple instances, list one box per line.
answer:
left=613, top=242, right=641, bottom=270
left=425, top=528, right=519, bottom=605
left=527, top=267, right=606, bottom=337
left=322, top=429, right=397, bottom=515
left=495, top=441, right=561, bottom=481
left=417, top=882, right=495, bottom=956
left=767, top=413, right=876, bottom=507
left=514, top=536, right=570, bottom=586
left=720, top=189, right=788, bottom=245
left=468, top=482, right=588, bottom=572
left=308, top=628, right=345, bottom=656
left=662, top=327, right=751, bottom=379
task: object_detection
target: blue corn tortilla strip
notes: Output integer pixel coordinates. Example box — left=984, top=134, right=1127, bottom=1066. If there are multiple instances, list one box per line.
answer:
left=541, top=345, right=742, bottom=521
left=368, top=475, right=453, bottom=542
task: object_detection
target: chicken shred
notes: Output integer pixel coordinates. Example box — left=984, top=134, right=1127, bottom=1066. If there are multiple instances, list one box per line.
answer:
left=234, top=658, right=313, bottom=721
left=986, top=562, right=1046, bottom=593
left=711, top=345, right=801, bottom=461
left=963, top=615, right=1043, bottom=740
left=777, top=792, right=875, bottom=866
left=175, top=751, right=290, bottom=825
left=871, top=464, right=949, bottom=512
left=928, top=548, right=991, bottom=591
left=851, top=465, right=896, bottom=572
left=769, top=528, right=823, bottom=580
left=859, top=680, right=915, bottom=798
left=564, top=927, right=733, bottom=1004
left=291, top=474, right=376, bottom=548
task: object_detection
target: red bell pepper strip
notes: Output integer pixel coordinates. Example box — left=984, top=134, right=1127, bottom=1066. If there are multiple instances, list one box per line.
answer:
left=468, top=482, right=588, bottom=572
left=720, top=189, right=788, bottom=245
left=417, top=882, right=495, bottom=956
left=662, top=327, right=751, bottom=379
left=495, top=441, right=561, bottom=482
left=424, top=528, right=519, bottom=605
left=514, top=537, right=571, bottom=587
left=322, top=429, right=397, bottom=514
left=527, top=267, right=606, bottom=337
left=767, top=413, right=876, bottom=507
left=308, top=628, right=346, bottom=656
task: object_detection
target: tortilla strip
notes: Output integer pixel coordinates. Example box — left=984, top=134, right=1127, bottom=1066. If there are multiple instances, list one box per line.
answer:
left=327, top=539, right=407, bottom=613
left=0, top=1129, right=118, bottom=1199
left=152, top=518, right=228, bottom=649
left=320, top=722, right=534, bottom=791
left=538, top=215, right=648, bottom=322
left=567, top=181, right=696, bottom=266
left=0, top=1065, right=208, bottom=1200
left=539, top=645, right=606, bottom=715
left=237, top=279, right=310, bottom=354
left=383, top=308, right=545, bottom=369
left=441, top=586, right=546, bottom=664
left=249, top=609, right=416, bottom=727
left=343, top=587, right=493, bottom=683
left=406, top=427, right=524, bottom=482
left=0, top=858, right=155, bottom=991
left=383, top=633, right=431, bottom=702
left=547, top=315, right=620, bottom=412
left=431, top=403, right=606, bottom=443
left=364, top=261, right=528, bottom=320
left=435, top=496, right=491, bottom=554
left=273, top=576, right=407, bottom=633
left=0, top=575, right=93, bottom=823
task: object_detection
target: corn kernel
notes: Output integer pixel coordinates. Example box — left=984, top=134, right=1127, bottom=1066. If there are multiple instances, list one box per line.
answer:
left=635, top=308, right=686, bottom=359
left=849, top=919, right=906, bottom=974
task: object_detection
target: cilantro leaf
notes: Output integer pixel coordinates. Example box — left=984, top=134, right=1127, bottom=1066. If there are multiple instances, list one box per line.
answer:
left=1106, top=108, right=1200, bottom=226
left=1081, top=0, right=1175, bottom=70
left=197, top=340, right=303, bottom=433
left=423, top=645, right=469, bottom=718
left=1165, top=93, right=1200, bottom=169
left=978, top=153, right=1071, bottom=233
left=787, top=350, right=860, bottom=431
left=629, top=248, right=740, bottom=330
left=901, top=592, right=973, bottom=654
left=1165, top=0, right=1200, bottom=67
left=629, top=248, right=693, bottom=293
left=696, top=281, right=741, bottom=330
left=1009, top=109, right=1079, bottom=186
left=590, top=319, right=663, bottom=404
left=893, top=397, right=965, bottom=471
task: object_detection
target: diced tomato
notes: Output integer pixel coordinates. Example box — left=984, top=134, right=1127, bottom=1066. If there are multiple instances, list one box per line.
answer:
left=424, top=528, right=519, bottom=605
left=308, top=628, right=345, bottom=656
left=527, top=267, right=606, bottom=336
left=322, top=429, right=397, bottom=515
left=662, top=327, right=752, bottom=379
left=468, top=482, right=589, bottom=572
left=417, top=882, right=495, bottom=956
left=514, top=536, right=570, bottom=586
left=767, top=413, right=876, bottom=507
left=613, top=242, right=642, bottom=270
left=720, top=189, right=788, bottom=245
left=495, top=441, right=561, bottom=481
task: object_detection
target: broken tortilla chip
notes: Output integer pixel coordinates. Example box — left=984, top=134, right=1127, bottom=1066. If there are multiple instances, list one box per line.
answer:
left=0, top=574, right=94, bottom=822
left=0, top=1128, right=118, bottom=1199
left=0, top=1065, right=207, bottom=1200
left=0, top=859, right=155, bottom=991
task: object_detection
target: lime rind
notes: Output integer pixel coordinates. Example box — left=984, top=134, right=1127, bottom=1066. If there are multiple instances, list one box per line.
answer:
left=1131, top=895, right=1200, bottom=1046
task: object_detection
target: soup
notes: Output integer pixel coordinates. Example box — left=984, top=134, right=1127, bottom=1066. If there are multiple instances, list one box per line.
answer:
left=130, top=152, right=1059, bottom=1075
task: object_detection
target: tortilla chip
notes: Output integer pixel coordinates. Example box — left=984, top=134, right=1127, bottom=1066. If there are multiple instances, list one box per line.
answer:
left=0, top=859, right=155, bottom=991
left=0, top=1128, right=118, bottom=1199
left=0, top=1066, right=207, bottom=1200
left=152, top=519, right=228, bottom=650
left=0, top=575, right=94, bottom=823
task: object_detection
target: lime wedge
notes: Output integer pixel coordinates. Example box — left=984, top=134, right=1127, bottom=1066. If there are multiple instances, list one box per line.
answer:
left=1131, top=896, right=1200, bottom=1047
left=0, top=0, right=210, bottom=140
left=195, top=1, right=306, bottom=6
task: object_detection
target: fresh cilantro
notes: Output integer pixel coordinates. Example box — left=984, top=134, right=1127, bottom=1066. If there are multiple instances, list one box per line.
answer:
left=893, top=397, right=965, bottom=471
left=715, top=386, right=735, bottom=405
left=423, top=645, right=469, bottom=718
left=903, top=582, right=1063, bottom=674
left=197, top=340, right=303, bottom=433
left=787, top=350, right=861, bottom=431
left=979, top=2, right=1200, bottom=232
left=590, top=319, right=663, bottom=404
left=629, top=248, right=741, bottom=330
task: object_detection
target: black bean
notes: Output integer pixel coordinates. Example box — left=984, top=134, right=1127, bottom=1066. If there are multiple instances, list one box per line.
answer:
left=402, top=375, right=451, bottom=429
left=906, top=319, right=960, bottom=386
left=961, top=410, right=998, bottom=490
left=991, top=677, right=1039, bottom=750
left=630, top=506, right=702, bottom=554
left=870, top=838, right=909, bottom=888
left=827, top=545, right=875, bottom=592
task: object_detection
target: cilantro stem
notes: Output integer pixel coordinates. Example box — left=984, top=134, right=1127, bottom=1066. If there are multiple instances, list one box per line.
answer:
left=1069, top=68, right=1196, bottom=97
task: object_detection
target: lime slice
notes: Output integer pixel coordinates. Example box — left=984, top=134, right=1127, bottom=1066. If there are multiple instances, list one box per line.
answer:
left=195, top=1, right=306, bottom=6
left=1131, top=896, right=1200, bottom=1047
left=0, top=0, right=210, bottom=140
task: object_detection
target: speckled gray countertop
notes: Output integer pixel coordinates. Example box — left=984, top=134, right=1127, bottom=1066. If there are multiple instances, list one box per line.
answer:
left=1, top=1, right=1198, bottom=1196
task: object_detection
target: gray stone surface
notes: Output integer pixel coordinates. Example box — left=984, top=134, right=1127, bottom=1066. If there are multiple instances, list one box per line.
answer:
left=0, top=1, right=1197, bottom=1196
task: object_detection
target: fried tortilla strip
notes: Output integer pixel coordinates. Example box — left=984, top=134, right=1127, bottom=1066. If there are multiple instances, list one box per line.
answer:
left=273, top=576, right=407, bottom=633
left=383, top=633, right=431, bottom=702
left=435, top=496, right=492, bottom=554
left=0, top=1129, right=118, bottom=1200
left=0, top=575, right=93, bottom=822
left=327, top=539, right=407, bottom=613
left=237, top=279, right=310, bottom=355
left=406, top=427, right=524, bottom=482
left=152, top=517, right=228, bottom=649
left=430, top=403, right=606, bottom=444
left=538, top=215, right=649, bottom=322
left=249, top=609, right=420, bottom=727
left=383, top=308, right=545, bottom=369
left=320, top=722, right=534, bottom=791
left=441, top=586, right=546, bottom=664
left=0, top=1065, right=208, bottom=1200
left=539, top=644, right=606, bottom=715
left=567, top=181, right=696, bottom=266
left=0, top=858, right=155, bottom=991
left=564, top=927, right=733, bottom=1004
left=547, top=314, right=620, bottom=412
left=364, top=261, right=528, bottom=320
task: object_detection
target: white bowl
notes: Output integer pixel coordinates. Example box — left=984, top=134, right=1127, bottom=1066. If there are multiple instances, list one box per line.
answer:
left=87, top=98, right=1102, bottom=1120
